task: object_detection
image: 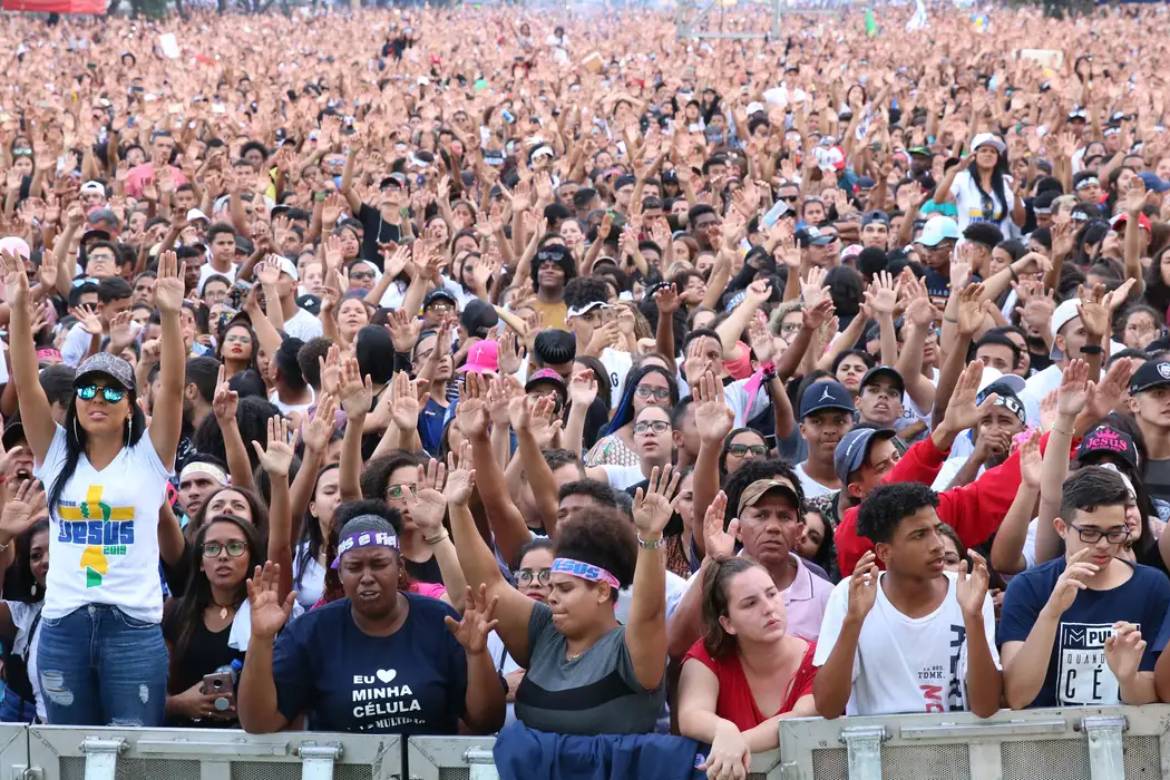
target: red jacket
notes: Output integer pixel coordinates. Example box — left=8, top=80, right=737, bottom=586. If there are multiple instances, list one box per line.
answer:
left=835, top=433, right=1041, bottom=576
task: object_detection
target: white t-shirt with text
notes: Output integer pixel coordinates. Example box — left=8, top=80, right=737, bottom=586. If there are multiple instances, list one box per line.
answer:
left=813, top=571, right=999, bottom=716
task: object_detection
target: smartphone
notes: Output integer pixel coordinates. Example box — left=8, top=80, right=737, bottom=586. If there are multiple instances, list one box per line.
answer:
left=228, top=280, right=253, bottom=310
left=501, top=109, right=516, bottom=125
left=202, top=672, right=235, bottom=712
left=761, top=200, right=788, bottom=229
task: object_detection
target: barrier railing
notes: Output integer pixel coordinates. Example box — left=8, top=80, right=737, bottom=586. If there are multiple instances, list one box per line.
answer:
left=22, top=725, right=400, bottom=780
left=776, top=704, right=1170, bottom=780
left=0, top=705, right=1162, bottom=779
left=405, top=735, right=782, bottom=780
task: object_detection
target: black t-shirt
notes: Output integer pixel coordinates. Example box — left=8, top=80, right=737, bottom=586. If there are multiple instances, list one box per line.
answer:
left=405, top=554, right=444, bottom=585
left=357, top=203, right=402, bottom=266
left=272, top=595, right=468, bottom=734
left=162, top=602, right=245, bottom=727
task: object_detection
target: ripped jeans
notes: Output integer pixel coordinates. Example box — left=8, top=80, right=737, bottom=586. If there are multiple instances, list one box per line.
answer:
left=36, top=604, right=167, bottom=726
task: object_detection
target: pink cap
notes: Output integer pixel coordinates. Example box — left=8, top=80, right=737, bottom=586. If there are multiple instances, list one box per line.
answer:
left=457, top=339, right=498, bottom=375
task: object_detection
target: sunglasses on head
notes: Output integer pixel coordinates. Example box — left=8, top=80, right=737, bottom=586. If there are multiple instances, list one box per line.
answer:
left=76, top=384, right=126, bottom=403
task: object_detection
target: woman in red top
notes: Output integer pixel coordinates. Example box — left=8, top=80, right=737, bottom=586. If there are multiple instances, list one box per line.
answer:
left=678, top=557, right=818, bottom=780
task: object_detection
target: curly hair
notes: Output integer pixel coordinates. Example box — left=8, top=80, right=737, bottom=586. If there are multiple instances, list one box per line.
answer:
left=360, top=450, right=427, bottom=501
left=856, top=482, right=939, bottom=544
left=553, top=506, right=637, bottom=597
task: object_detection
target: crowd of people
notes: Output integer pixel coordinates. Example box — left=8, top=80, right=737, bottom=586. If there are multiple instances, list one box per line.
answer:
left=2, top=1, right=1170, bottom=776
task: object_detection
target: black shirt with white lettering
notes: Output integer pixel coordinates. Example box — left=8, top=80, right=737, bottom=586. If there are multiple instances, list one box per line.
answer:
left=272, top=594, right=466, bottom=734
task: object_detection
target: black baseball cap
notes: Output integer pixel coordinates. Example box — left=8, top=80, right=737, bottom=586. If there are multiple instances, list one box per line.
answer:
left=859, top=366, right=905, bottom=396
left=1130, top=360, right=1170, bottom=394
left=799, top=380, right=856, bottom=418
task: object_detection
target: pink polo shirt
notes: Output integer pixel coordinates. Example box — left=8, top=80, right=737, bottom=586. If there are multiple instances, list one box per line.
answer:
left=783, top=553, right=833, bottom=642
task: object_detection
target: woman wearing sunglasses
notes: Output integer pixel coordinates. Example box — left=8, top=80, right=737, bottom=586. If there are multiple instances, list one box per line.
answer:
left=3, top=249, right=188, bottom=726
left=163, top=515, right=263, bottom=727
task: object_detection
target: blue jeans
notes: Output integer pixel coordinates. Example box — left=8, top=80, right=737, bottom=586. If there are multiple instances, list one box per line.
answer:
left=36, top=605, right=167, bottom=726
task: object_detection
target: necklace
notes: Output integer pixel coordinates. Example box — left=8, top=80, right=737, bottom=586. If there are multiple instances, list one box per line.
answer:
left=210, top=601, right=235, bottom=621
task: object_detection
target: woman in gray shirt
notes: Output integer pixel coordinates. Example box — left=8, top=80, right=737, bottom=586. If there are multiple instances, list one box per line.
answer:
left=447, top=437, right=679, bottom=735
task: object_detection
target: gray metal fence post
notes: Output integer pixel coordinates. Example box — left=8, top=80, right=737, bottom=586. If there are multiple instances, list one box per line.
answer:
left=465, top=747, right=499, bottom=780
left=298, top=741, right=343, bottom=780
left=80, top=737, right=126, bottom=780
left=841, top=725, right=884, bottom=780
left=1082, top=716, right=1126, bottom=780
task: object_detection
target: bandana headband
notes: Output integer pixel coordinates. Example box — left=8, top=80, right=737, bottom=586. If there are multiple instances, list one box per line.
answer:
left=330, top=529, right=399, bottom=569
left=179, top=461, right=229, bottom=487
left=551, top=557, right=620, bottom=589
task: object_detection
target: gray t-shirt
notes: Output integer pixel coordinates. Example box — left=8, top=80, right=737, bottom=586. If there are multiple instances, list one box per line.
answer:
left=514, top=602, right=665, bottom=735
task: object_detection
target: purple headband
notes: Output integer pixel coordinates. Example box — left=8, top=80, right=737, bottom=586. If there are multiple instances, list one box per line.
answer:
left=551, top=557, right=621, bottom=590
left=330, top=528, right=399, bottom=569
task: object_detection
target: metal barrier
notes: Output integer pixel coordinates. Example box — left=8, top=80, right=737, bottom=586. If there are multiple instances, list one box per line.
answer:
left=0, top=706, right=1161, bottom=779
left=405, top=735, right=783, bottom=780
left=777, top=704, right=1170, bottom=780
left=22, top=726, right=401, bottom=780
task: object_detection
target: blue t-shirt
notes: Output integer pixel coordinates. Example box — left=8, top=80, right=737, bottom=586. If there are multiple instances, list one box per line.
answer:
left=419, top=397, right=452, bottom=456
left=998, top=557, right=1170, bottom=707
left=272, top=594, right=467, bottom=734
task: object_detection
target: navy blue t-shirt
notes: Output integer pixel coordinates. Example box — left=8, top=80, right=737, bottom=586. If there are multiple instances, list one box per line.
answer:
left=272, top=594, right=467, bottom=734
left=998, top=557, right=1170, bottom=707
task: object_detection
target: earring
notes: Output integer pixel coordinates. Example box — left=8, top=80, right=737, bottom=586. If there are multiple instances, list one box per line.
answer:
left=71, top=415, right=81, bottom=443
left=29, top=583, right=36, bottom=598
left=125, top=417, right=132, bottom=446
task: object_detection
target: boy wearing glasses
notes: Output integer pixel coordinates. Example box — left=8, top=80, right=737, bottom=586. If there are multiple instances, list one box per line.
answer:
left=999, top=467, right=1170, bottom=708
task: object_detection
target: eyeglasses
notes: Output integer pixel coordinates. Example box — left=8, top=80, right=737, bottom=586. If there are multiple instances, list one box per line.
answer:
left=634, top=420, right=671, bottom=434
left=635, top=385, right=671, bottom=401
left=201, top=540, right=249, bottom=558
left=385, top=483, right=417, bottom=501
left=350, top=271, right=375, bottom=281
left=514, top=567, right=551, bottom=587
left=1069, top=523, right=1130, bottom=545
left=727, top=443, right=767, bottom=457
left=780, top=322, right=802, bottom=335
left=76, top=385, right=126, bottom=403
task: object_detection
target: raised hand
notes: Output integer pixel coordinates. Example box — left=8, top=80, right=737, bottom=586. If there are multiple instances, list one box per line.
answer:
left=633, top=464, right=682, bottom=539
left=246, top=562, right=296, bottom=641
left=847, top=551, right=880, bottom=622
left=567, top=368, right=598, bottom=409
left=1086, top=357, right=1134, bottom=424
left=301, top=393, right=337, bottom=454
left=1076, top=283, right=1109, bottom=341
left=70, top=303, right=103, bottom=335
left=405, top=458, right=449, bottom=537
left=702, top=491, right=738, bottom=561
left=0, top=479, right=46, bottom=546
left=337, top=353, right=373, bottom=419
left=955, top=550, right=991, bottom=619
left=154, top=250, right=185, bottom=314
left=455, top=372, right=490, bottom=438
left=256, top=255, right=281, bottom=288
left=444, top=584, right=500, bottom=656
left=1019, top=429, right=1043, bottom=489
left=212, top=364, right=239, bottom=423
left=956, top=283, right=986, bottom=337
left=389, top=371, right=427, bottom=431
left=443, top=441, right=476, bottom=506
left=251, top=415, right=294, bottom=478
left=653, top=282, right=680, bottom=314
left=1056, top=359, right=1089, bottom=419
left=386, top=309, right=422, bottom=354
left=943, top=360, right=994, bottom=434
left=865, top=271, right=898, bottom=317
left=1104, top=621, right=1146, bottom=685
left=1044, top=547, right=1098, bottom=616
left=694, top=370, right=734, bottom=445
